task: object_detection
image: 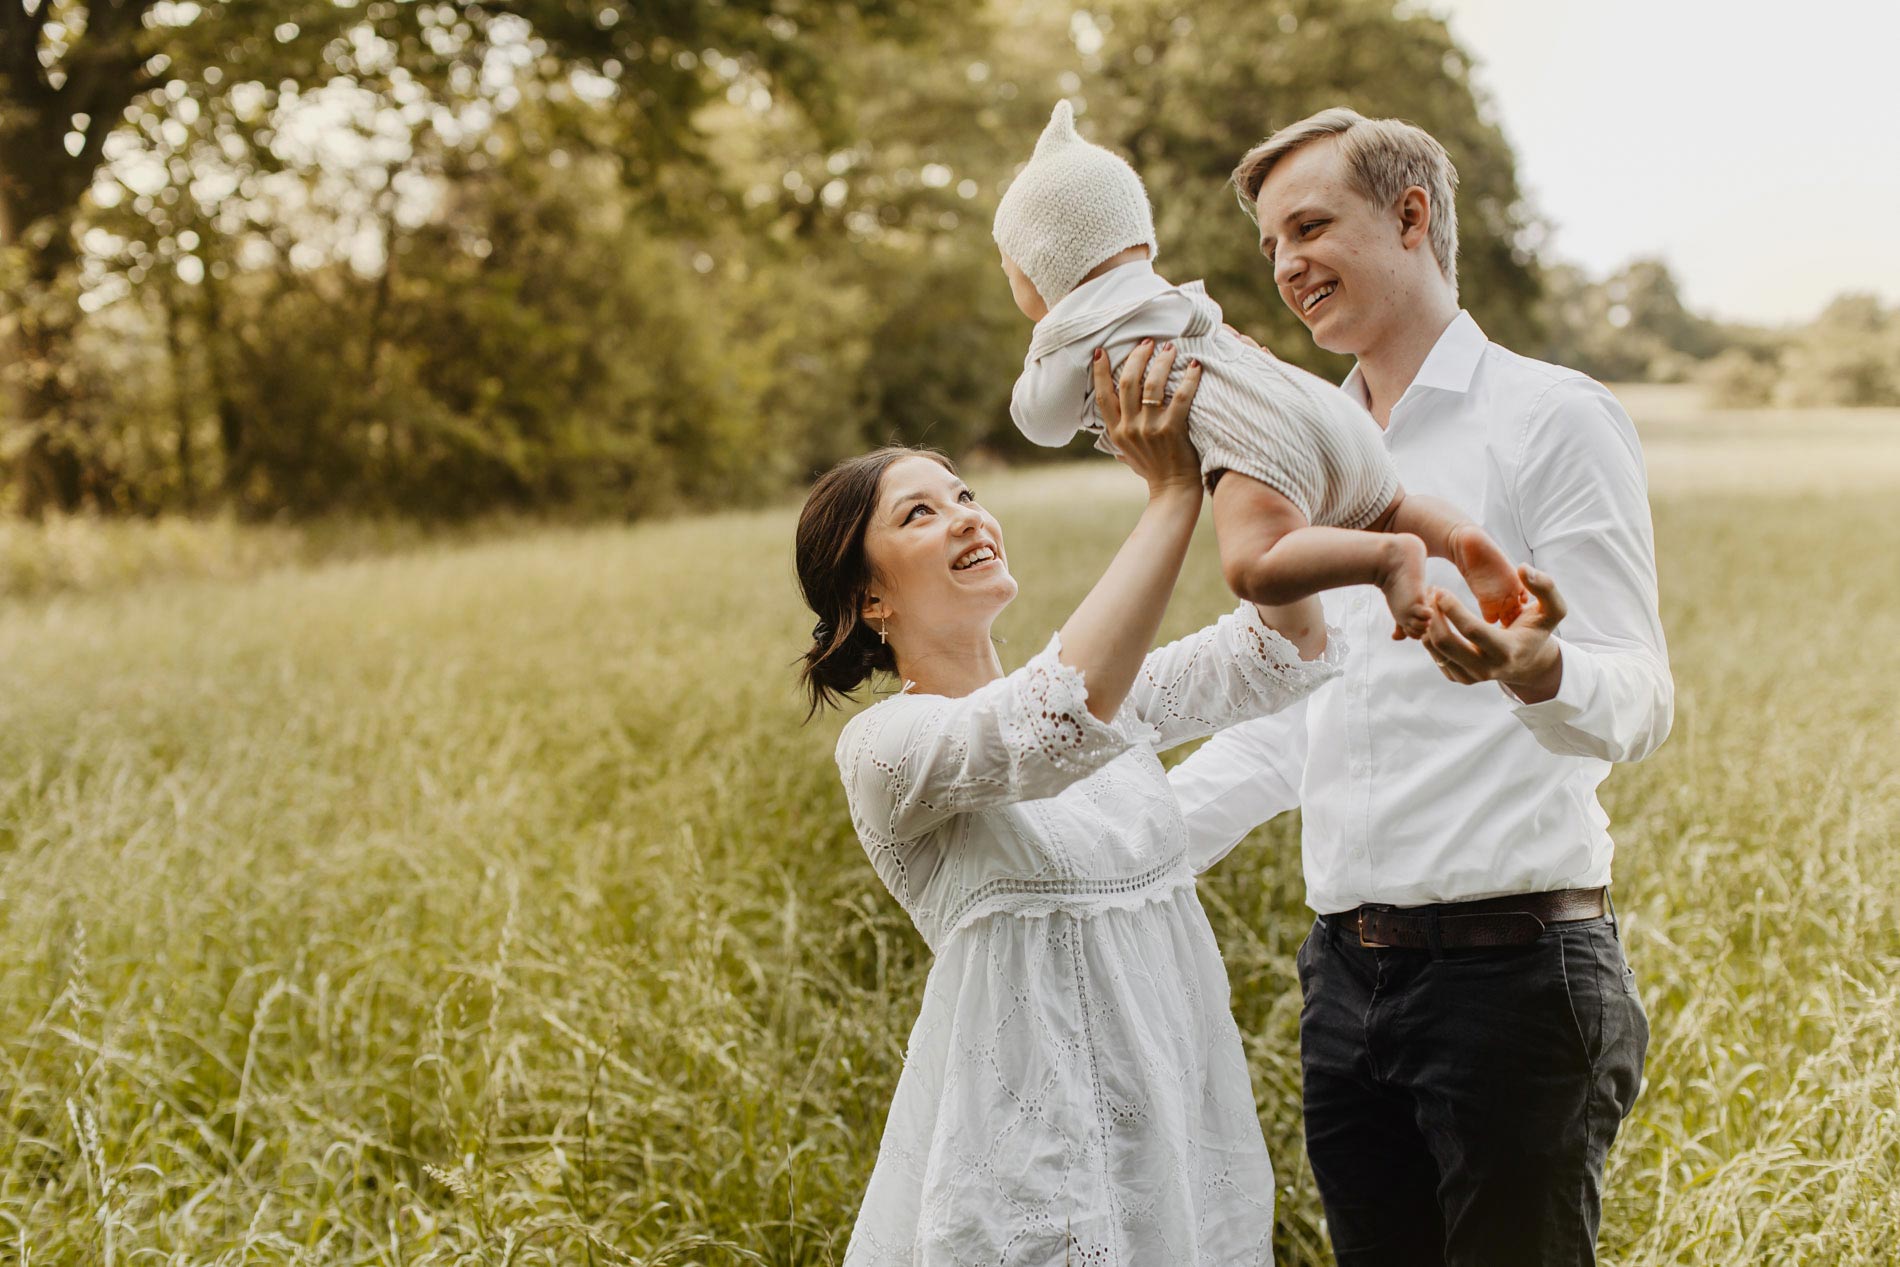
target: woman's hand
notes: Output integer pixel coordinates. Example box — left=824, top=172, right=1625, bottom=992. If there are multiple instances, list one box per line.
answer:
left=1060, top=340, right=1205, bottom=720
left=1092, top=339, right=1203, bottom=498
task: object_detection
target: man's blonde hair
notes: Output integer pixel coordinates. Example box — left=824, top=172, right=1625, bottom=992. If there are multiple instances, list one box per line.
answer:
left=1232, top=108, right=1460, bottom=297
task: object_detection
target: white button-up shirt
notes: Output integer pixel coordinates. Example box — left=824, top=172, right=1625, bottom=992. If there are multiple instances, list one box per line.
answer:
left=1169, top=311, right=1673, bottom=913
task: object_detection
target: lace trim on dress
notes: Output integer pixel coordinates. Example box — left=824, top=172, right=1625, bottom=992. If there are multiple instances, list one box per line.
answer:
left=999, top=632, right=1128, bottom=774
left=846, top=630, right=1127, bottom=801
left=1212, top=602, right=1348, bottom=698
left=1241, top=603, right=1348, bottom=673
left=942, top=848, right=1194, bottom=941
left=1121, top=604, right=1345, bottom=748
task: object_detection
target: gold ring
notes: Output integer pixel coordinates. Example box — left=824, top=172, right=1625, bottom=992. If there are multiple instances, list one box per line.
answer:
left=1141, top=395, right=1163, bottom=407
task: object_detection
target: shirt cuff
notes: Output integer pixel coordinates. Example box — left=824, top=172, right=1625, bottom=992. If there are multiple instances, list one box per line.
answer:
left=1504, top=635, right=1597, bottom=725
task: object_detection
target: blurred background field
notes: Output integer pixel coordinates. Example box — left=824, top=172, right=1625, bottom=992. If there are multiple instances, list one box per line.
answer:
left=6, top=383, right=1898, bottom=596
left=2, top=393, right=1899, bottom=1264
left=5, top=1, right=1900, bottom=1263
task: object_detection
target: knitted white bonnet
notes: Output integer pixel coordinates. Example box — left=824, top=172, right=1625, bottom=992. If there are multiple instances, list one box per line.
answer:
left=992, top=100, right=1159, bottom=307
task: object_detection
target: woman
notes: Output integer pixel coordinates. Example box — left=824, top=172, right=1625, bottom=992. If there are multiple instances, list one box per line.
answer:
left=795, top=343, right=1340, bottom=1263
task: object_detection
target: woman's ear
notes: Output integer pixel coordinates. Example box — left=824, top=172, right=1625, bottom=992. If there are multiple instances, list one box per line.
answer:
left=861, top=594, right=892, bottom=624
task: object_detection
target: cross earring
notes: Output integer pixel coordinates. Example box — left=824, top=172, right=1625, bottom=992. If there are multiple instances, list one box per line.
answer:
left=879, top=619, right=887, bottom=644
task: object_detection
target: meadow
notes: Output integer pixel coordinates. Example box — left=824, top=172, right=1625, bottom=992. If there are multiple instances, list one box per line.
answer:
left=2, top=390, right=1898, bottom=1264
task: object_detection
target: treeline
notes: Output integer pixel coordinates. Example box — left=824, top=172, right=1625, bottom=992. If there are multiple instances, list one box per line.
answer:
left=6, top=0, right=1547, bottom=520
left=1698, top=294, right=1900, bottom=409
left=1533, top=258, right=1900, bottom=409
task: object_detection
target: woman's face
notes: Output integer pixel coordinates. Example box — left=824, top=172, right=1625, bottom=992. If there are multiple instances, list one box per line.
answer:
left=861, top=456, right=1016, bottom=643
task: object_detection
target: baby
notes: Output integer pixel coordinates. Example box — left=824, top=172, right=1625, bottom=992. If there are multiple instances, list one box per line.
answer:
left=993, top=101, right=1526, bottom=637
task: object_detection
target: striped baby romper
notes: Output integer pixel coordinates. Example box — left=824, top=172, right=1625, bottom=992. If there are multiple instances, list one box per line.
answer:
left=1022, top=278, right=1399, bottom=530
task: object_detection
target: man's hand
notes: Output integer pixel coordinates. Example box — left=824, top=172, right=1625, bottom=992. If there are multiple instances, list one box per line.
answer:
left=1421, top=564, right=1568, bottom=703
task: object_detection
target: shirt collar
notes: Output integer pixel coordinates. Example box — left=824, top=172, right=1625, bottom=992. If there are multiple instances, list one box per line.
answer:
left=1341, top=309, right=1487, bottom=405
left=1412, top=310, right=1487, bottom=394
left=1043, top=257, right=1159, bottom=321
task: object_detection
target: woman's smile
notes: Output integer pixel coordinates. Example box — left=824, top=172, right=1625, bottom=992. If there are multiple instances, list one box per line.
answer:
left=951, top=542, right=1001, bottom=573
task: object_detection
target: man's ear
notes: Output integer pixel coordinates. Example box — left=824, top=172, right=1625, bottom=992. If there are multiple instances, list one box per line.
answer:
left=1397, top=186, right=1432, bottom=251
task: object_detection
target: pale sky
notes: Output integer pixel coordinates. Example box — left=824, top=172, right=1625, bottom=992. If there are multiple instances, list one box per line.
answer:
left=1431, top=0, right=1900, bottom=326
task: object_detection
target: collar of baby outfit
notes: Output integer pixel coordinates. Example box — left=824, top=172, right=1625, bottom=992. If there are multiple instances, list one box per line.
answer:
left=1028, top=275, right=1221, bottom=363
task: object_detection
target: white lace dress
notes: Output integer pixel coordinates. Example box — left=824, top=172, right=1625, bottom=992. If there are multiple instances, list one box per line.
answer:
left=835, top=603, right=1343, bottom=1265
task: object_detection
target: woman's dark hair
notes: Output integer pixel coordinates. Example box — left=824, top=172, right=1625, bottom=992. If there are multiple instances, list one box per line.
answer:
left=795, top=445, right=956, bottom=718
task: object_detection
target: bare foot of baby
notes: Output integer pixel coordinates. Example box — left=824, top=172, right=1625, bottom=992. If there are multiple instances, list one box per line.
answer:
left=1376, top=533, right=1432, bottom=640
left=1448, top=522, right=1529, bottom=624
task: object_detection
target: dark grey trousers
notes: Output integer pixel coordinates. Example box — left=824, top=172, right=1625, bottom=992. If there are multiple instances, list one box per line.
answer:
left=1295, top=911, right=1648, bottom=1266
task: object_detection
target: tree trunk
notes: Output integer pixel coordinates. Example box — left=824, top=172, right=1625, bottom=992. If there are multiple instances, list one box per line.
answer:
left=6, top=207, right=90, bottom=517
left=0, top=0, right=159, bottom=515
left=194, top=256, right=252, bottom=504
left=160, top=278, right=195, bottom=509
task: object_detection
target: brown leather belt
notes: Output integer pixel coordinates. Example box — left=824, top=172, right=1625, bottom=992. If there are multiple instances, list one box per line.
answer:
left=1337, top=886, right=1608, bottom=950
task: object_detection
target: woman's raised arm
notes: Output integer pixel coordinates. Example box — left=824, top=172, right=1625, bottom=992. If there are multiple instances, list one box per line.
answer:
left=1054, top=340, right=1205, bottom=720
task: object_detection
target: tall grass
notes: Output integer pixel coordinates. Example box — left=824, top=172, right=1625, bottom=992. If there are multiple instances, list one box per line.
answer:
left=1, top=413, right=1897, bottom=1263
left=0, top=513, right=540, bottom=599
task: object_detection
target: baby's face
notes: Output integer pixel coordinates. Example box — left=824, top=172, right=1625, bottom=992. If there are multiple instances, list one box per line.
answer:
left=999, top=252, right=1050, bottom=322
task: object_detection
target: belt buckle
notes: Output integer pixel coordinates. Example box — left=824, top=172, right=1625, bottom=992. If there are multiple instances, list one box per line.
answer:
left=1357, top=904, right=1394, bottom=948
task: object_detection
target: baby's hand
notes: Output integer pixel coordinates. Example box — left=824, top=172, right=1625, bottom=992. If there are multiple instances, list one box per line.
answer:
left=1222, top=323, right=1269, bottom=355
left=1447, top=523, right=1530, bottom=625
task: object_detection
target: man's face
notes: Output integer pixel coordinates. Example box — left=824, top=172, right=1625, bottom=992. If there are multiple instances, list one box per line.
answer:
left=1254, top=137, right=1406, bottom=357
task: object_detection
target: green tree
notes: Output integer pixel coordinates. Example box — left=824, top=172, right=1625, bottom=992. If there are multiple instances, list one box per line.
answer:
left=5, top=0, right=1549, bottom=521
left=1535, top=257, right=1730, bottom=382
left=0, top=0, right=956, bottom=512
left=1, top=0, right=366, bottom=512
left=1779, top=293, right=1898, bottom=406
left=1079, top=0, right=1542, bottom=379
left=730, top=0, right=1548, bottom=463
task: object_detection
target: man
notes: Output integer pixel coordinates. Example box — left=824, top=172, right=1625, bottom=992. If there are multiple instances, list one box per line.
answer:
left=1171, top=108, right=1673, bottom=1265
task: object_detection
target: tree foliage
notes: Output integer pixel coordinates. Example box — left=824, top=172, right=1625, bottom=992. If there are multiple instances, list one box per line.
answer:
left=1535, top=258, right=1727, bottom=383
left=1765, top=293, right=1900, bottom=407
left=1081, top=0, right=1540, bottom=379
left=4, top=0, right=1564, bottom=520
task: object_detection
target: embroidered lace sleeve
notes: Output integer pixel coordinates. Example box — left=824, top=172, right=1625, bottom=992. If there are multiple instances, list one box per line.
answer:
left=835, top=633, right=1131, bottom=846
left=1123, top=602, right=1346, bottom=752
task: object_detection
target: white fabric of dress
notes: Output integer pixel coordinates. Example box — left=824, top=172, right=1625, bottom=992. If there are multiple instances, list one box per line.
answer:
left=835, top=604, right=1343, bottom=1265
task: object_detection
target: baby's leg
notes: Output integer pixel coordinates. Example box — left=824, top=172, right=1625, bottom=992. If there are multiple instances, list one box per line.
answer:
left=1382, top=490, right=1528, bottom=625
left=1213, top=471, right=1432, bottom=639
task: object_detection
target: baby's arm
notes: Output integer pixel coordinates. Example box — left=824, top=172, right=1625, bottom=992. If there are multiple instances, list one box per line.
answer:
left=1009, top=345, right=1096, bottom=447
left=1214, top=473, right=1435, bottom=638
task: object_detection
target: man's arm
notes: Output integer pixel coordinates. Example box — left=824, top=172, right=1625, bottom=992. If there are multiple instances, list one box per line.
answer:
left=1424, top=378, right=1673, bottom=763
left=1169, top=699, right=1310, bottom=873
